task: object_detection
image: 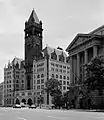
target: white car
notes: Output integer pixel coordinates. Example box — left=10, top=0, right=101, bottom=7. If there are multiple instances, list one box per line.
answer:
left=29, top=104, right=37, bottom=109
left=13, top=104, right=21, bottom=108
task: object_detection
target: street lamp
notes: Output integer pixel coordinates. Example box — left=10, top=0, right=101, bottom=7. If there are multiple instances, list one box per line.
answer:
left=40, top=92, right=42, bottom=109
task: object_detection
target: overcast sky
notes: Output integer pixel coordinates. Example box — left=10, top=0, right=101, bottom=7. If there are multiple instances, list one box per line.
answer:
left=0, top=0, right=104, bottom=82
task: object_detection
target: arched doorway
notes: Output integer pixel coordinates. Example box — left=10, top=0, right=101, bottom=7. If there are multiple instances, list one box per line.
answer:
left=21, top=99, right=26, bottom=104
left=15, top=98, right=20, bottom=104
left=27, top=98, right=33, bottom=106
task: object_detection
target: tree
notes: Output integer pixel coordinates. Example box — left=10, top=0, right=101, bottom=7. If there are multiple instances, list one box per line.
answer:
left=84, top=55, right=104, bottom=95
left=45, top=78, right=62, bottom=107
left=45, top=78, right=61, bottom=96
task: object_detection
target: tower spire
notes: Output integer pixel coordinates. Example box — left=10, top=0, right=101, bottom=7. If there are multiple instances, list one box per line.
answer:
left=28, top=9, right=40, bottom=24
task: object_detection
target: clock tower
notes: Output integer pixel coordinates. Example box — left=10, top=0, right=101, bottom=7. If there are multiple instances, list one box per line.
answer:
left=24, top=9, right=43, bottom=90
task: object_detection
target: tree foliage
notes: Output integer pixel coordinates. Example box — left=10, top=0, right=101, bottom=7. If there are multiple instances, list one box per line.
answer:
left=45, top=78, right=61, bottom=96
left=84, top=55, right=104, bottom=95
left=45, top=78, right=63, bottom=107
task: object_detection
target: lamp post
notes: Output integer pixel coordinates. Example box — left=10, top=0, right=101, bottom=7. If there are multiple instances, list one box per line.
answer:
left=40, top=92, right=42, bottom=109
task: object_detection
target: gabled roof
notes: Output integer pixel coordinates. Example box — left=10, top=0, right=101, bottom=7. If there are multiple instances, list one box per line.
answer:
left=28, top=9, right=40, bottom=24
left=66, top=34, right=91, bottom=51
left=66, top=33, right=104, bottom=52
left=89, top=25, right=104, bottom=34
left=43, top=45, right=67, bottom=57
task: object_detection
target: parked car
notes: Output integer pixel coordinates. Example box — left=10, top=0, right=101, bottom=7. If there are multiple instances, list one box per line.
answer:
left=29, top=104, right=37, bottom=109
left=20, top=103, right=27, bottom=108
left=13, top=104, right=21, bottom=108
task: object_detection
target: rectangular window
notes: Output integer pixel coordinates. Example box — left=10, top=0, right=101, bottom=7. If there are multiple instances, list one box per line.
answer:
left=63, top=86, right=66, bottom=90
left=41, top=85, right=44, bottom=89
left=41, top=79, right=44, bottom=83
left=37, top=85, right=40, bottom=89
left=63, top=81, right=66, bottom=85
left=51, top=68, right=54, bottom=71
left=37, top=80, right=40, bottom=84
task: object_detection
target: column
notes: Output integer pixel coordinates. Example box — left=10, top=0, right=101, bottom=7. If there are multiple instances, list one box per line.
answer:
left=84, top=50, right=88, bottom=81
left=93, top=45, right=97, bottom=57
left=84, top=49, right=88, bottom=64
left=77, top=53, right=80, bottom=79
left=70, top=56, right=73, bottom=84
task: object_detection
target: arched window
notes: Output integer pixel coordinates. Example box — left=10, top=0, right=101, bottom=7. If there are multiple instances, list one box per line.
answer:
left=41, top=74, right=44, bottom=78
left=37, top=74, right=40, bottom=78
left=52, top=74, right=54, bottom=78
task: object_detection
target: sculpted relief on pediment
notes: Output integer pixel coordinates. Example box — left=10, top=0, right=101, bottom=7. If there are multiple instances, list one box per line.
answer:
left=71, top=37, right=84, bottom=49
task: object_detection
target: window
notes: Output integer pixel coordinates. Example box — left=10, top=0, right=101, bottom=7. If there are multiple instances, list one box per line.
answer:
left=63, top=86, right=66, bottom=90
left=34, top=75, right=35, bottom=79
left=52, top=74, right=54, bottom=78
left=59, top=65, right=62, bottom=68
left=51, top=63, right=54, bottom=66
left=60, top=75, right=62, bottom=79
left=37, top=85, right=40, bottom=89
left=55, top=68, right=58, bottom=72
left=51, top=68, right=54, bottom=71
left=63, top=66, right=66, bottom=69
left=60, top=80, right=62, bottom=85
left=22, top=84, right=24, bottom=88
left=67, top=81, right=69, bottom=85
left=59, top=69, right=62, bottom=73
left=37, top=74, right=40, bottom=78
left=34, top=86, right=35, bottom=89
left=22, top=92, right=25, bottom=96
left=55, top=64, right=58, bottom=67
left=16, top=80, right=19, bottom=83
left=63, top=70, right=66, bottom=73
left=37, top=80, right=40, bottom=84
left=34, top=80, right=35, bottom=84
left=67, top=66, right=70, bottom=69
left=41, top=85, right=44, bottom=89
left=63, top=81, right=66, bottom=85
left=56, top=74, right=58, bottom=78
left=67, top=71, right=70, bottom=74
left=67, top=76, right=69, bottom=80
left=41, top=79, right=44, bottom=83
left=37, top=92, right=40, bottom=95
left=63, top=76, right=66, bottom=79
left=28, top=92, right=32, bottom=96
left=41, top=74, right=44, bottom=78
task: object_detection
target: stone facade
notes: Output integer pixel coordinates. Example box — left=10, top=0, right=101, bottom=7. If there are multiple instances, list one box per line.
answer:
left=3, top=9, right=70, bottom=106
left=4, top=57, right=25, bottom=106
left=0, top=82, right=4, bottom=106
left=66, top=26, right=104, bottom=85
left=66, top=25, right=104, bottom=108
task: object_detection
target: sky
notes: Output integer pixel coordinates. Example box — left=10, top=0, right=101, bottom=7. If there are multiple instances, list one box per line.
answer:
left=0, top=0, right=104, bottom=82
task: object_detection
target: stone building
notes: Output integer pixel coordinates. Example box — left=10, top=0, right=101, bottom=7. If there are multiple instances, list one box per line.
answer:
left=66, top=25, right=104, bottom=85
left=3, top=9, right=70, bottom=106
left=0, top=82, right=4, bottom=106
left=66, top=25, right=104, bottom=108
left=33, top=46, right=70, bottom=105
left=4, top=57, right=25, bottom=106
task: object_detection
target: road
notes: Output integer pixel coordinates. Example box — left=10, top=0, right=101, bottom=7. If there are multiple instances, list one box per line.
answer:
left=0, top=107, right=104, bottom=120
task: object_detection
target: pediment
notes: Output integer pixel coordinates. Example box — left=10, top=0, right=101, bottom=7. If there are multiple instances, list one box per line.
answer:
left=71, top=36, right=83, bottom=49
left=66, top=34, right=89, bottom=51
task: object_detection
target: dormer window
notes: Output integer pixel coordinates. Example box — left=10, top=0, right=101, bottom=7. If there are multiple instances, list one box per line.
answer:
left=51, top=49, right=57, bottom=60
left=59, top=52, right=65, bottom=62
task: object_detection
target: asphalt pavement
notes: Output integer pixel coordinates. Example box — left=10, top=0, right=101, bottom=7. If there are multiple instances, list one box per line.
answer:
left=0, top=107, right=104, bottom=120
